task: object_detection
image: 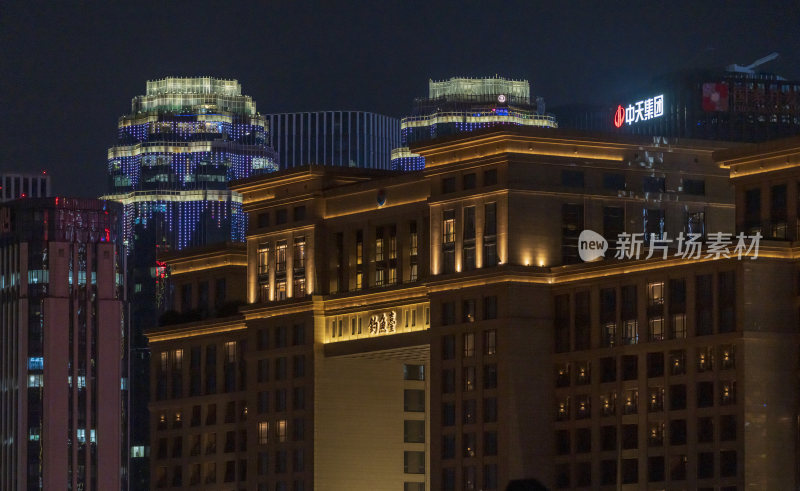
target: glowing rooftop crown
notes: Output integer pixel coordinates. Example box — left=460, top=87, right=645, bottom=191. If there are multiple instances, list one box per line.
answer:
left=145, top=77, right=242, bottom=97
left=428, top=76, right=530, bottom=100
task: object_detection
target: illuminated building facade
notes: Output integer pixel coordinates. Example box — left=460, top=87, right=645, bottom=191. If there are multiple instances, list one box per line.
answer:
left=147, top=127, right=800, bottom=490
left=0, top=172, right=51, bottom=202
left=266, top=111, right=400, bottom=170
left=391, top=77, right=558, bottom=171
left=0, top=198, right=128, bottom=491
left=102, top=76, right=277, bottom=488
left=554, top=68, right=800, bottom=142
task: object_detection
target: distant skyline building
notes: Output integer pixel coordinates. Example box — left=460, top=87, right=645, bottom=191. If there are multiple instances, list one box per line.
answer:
left=391, top=76, right=558, bottom=170
left=101, top=76, right=277, bottom=489
left=0, top=197, right=128, bottom=491
left=266, top=111, right=399, bottom=170
left=553, top=54, right=800, bottom=142
left=0, top=172, right=51, bottom=202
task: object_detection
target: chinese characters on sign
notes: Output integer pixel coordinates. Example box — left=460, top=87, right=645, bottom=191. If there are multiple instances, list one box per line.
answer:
left=368, top=311, right=397, bottom=335
left=613, top=232, right=762, bottom=260
left=615, top=94, right=664, bottom=126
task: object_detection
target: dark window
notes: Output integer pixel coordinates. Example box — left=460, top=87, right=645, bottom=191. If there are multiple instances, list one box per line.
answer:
left=275, top=209, right=287, bottom=225
left=744, top=188, right=761, bottom=231
left=555, top=463, right=570, bottom=489
left=483, top=364, right=498, bottom=389
left=575, top=427, right=591, bottom=453
left=696, top=275, right=713, bottom=335
left=643, top=176, right=665, bottom=193
left=483, top=431, right=497, bottom=456
left=771, top=184, right=788, bottom=238
left=483, top=169, right=497, bottom=186
left=720, top=450, right=737, bottom=477
left=600, top=357, right=616, bottom=383
left=442, top=177, right=456, bottom=193
left=483, top=296, right=498, bottom=320
left=697, top=417, right=714, bottom=443
left=441, top=369, right=455, bottom=394
left=483, top=397, right=497, bottom=423
left=670, top=455, right=687, bottom=480
left=601, top=460, right=617, bottom=485
left=622, top=424, right=638, bottom=449
left=462, top=399, right=477, bottom=424
left=574, top=291, right=590, bottom=350
left=622, top=355, right=638, bottom=381
left=561, top=169, right=584, bottom=188
left=600, top=288, right=616, bottom=347
left=293, top=206, right=306, bottom=221
left=622, top=458, right=638, bottom=484
left=463, top=173, right=476, bottom=190
left=644, top=208, right=665, bottom=240
left=647, top=352, right=664, bottom=378
left=682, top=179, right=705, bottom=195
left=554, top=294, right=570, bottom=353
left=601, top=425, right=616, bottom=451
left=442, top=434, right=455, bottom=459
left=603, top=206, right=625, bottom=249
left=576, top=462, right=591, bottom=487
left=697, top=381, right=714, bottom=408
left=697, top=452, right=714, bottom=479
left=404, top=390, right=425, bottom=412
left=670, top=384, right=687, bottom=410
left=555, top=430, right=570, bottom=455
left=720, top=414, right=737, bottom=441
left=561, top=203, right=584, bottom=264
left=442, top=335, right=455, bottom=359
left=669, top=419, right=686, bottom=445
left=648, top=456, right=665, bottom=482
left=718, top=271, right=736, bottom=333
left=442, top=402, right=455, bottom=426
left=257, top=213, right=269, bottom=228
left=603, top=172, right=626, bottom=191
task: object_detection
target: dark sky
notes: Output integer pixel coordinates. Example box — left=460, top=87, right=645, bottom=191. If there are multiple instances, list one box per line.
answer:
left=1, top=1, right=798, bottom=197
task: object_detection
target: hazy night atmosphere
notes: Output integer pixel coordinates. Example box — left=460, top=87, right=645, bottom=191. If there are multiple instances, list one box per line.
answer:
left=3, top=2, right=800, bottom=490
left=0, top=1, right=798, bottom=195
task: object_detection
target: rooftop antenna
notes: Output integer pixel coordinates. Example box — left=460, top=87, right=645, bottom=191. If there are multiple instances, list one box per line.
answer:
left=726, top=52, right=779, bottom=75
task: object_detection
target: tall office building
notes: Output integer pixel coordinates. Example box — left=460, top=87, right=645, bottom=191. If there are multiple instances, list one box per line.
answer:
left=391, top=76, right=558, bottom=171
left=0, top=197, right=128, bottom=491
left=266, top=111, right=400, bottom=170
left=145, top=127, right=799, bottom=489
left=102, top=76, right=277, bottom=488
left=0, top=172, right=51, bottom=202
left=554, top=54, right=800, bottom=142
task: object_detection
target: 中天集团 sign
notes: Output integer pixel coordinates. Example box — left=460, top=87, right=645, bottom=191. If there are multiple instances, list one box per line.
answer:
left=614, top=94, right=664, bottom=128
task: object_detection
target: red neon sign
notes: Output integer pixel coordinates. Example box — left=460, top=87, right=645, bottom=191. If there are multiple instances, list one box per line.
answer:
left=613, top=105, right=625, bottom=128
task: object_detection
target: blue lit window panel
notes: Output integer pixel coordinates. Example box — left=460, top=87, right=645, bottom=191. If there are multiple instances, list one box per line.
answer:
left=28, top=357, right=44, bottom=371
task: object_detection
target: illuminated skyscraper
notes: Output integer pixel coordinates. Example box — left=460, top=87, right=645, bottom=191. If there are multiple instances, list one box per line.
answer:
left=266, top=111, right=400, bottom=170
left=102, top=76, right=277, bottom=488
left=0, top=197, right=127, bottom=491
left=391, top=76, right=558, bottom=170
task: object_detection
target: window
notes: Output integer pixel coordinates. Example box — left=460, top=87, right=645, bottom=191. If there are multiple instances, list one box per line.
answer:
left=720, top=414, right=737, bottom=441
left=648, top=456, right=665, bottom=482
left=276, top=240, right=287, bottom=273
left=649, top=422, right=664, bottom=446
left=276, top=419, right=287, bottom=442
left=561, top=169, right=584, bottom=188
left=293, top=237, right=306, bottom=270
left=442, top=210, right=456, bottom=273
left=720, top=450, right=737, bottom=477
left=484, top=330, right=496, bottom=355
left=670, top=350, right=686, bottom=375
left=644, top=208, right=665, bottom=240
left=463, top=399, right=477, bottom=424
left=404, top=364, right=425, bottom=381
left=648, top=387, right=664, bottom=412
left=600, top=357, right=616, bottom=383
left=604, top=206, right=625, bottom=249
left=622, top=423, right=638, bottom=449
left=622, top=458, right=638, bottom=484
left=404, top=389, right=425, bottom=412
left=441, top=302, right=456, bottom=326
left=720, top=381, right=736, bottom=405
left=483, top=168, right=497, bottom=186
left=561, top=203, right=584, bottom=264
left=601, top=426, right=616, bottom=451
left=744, top=187, right=761, bottom=232
left=483, top=296, right=497, bottom=320
left=463, top=173, right=476, bottom=190
left=697, top=381, right=714, bottom=408
left=575, top=361, right=590, bottom=385
left=720, top=345, right=735, bottom=369
left=718, top=271, right=736, bottom=332
left=697, top=452, right=714, bottom=479
left=601, top=391, right=616, bottom=416
left=275, top=209, right=287, bottom=225
left=696, top=274, right=713, bottom=335
left=404, top=451, right=425, bottom=474
left=483, top=397, right=497, bottom=423
left=622, top=355, right=638, bottom=380
left=463, top=367, right=476, bottom=391
left=293, top=205, right=306, bottom=221
left=463, top=300, right=476, bottom=323
left=257, top=243, right=270, bottom=275
left=442, top=335, right=455, bottom=359
left=463, top=332, right=475, bottom=356
left=442, top=402, right=456, bottom=426
left=463, top=207, right=476, bottom=270
left=682, top=179, right=705, bottom=195
left=484, top=203, right=497, bottom=266
left=670, top=385, right=687, bottom=410
left=257, top=212, right=269, bottom=228
left=603, top=172, right=626, bottom=191
left=622, top=285, right=638, bottom=344
left=575, top=427, right=590, bottom=453
left=483, top=464, right=498, bottom=490
left=643, top=176, right=665, bottom=193
left=555, top=363, right=570, bottom=388
left=647, top=352, right=664, bottom=378
left=698, top=417, right=714, bottom=442
left=463, top=432, right=476, bottom=457
left=556, top=430, right=570, bottom=455
left=441, top=177, right=456, bottom=194
left=483, top=364, right=497, bottom=389
left=600, top=288, right=616, bottom=347
left=404, top=420, right=425, bottom=443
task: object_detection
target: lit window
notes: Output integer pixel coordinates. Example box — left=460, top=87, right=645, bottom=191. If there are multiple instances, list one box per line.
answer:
left=277, top=419, right=287, bottom=442
left=258, top=422, right=269, bottom=445
left=224, top=342, right=237, bottom=363
left=257, top=243, right=270, bottom=275
left=647, top=281, right=664, bottom=305
left=484, top=330, right=496, bottom=355
left=443, top=210, right=455, bottom=244
left=463, top=333, right=475, bottom=357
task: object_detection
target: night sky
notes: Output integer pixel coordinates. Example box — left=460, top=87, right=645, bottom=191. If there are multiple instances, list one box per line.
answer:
left=1, top=1, right=798, bottom=197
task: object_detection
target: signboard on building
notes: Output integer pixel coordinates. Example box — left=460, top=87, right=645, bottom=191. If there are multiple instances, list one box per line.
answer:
left=614, top=94, right=664, bottom=127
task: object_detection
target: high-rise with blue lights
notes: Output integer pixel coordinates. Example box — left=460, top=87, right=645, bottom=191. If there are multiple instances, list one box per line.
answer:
left=102, top=76, right=277, bottom=489
left=267, top=111, right=400, bottom=170
left=391, top=76, right=558, bottom=170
